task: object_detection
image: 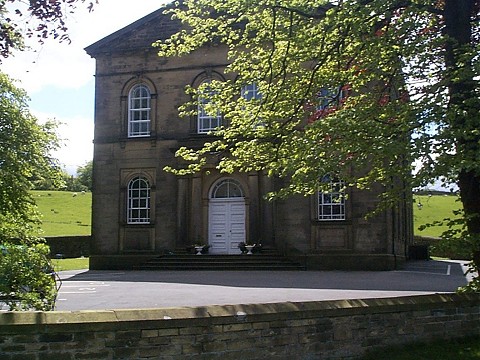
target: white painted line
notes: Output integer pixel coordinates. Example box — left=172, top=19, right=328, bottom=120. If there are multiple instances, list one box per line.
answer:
left=60, top=291, right=97, bottom=294
left=58, top=273, right=125, bottom=280
left=446, top=265, right=451, bottom=276
left=61, top=284, right=110, bottom=288
left=61, top=281, right=107, bottom=284
left=396, top=270, right=451, bottom=276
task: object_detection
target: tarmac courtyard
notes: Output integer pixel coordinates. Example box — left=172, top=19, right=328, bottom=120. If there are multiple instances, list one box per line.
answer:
left=53, top=259, right=473, bottom=311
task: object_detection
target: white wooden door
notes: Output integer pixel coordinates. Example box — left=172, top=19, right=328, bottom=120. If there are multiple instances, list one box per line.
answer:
left=208, top=199, right=246, bottom=254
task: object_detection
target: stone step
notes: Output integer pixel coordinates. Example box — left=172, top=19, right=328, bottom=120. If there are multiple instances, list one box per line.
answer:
left=136, top=264, right=303, bottom=271
left=175, top=247, right=279, bottom=256
left=146, top=255, right=292, bottom=261
left=134, top=254, right=305, bottom=271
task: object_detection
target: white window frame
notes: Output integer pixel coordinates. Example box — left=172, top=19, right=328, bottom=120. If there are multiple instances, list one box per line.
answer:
left=197, top=81, right=222, bottom=134
left=211, top=179, right=244, bottom=199
left=241, top=82, right=265, bottom=128
left=241, top=83, right=261, bottom=101
left=318, top=179, right=346, bottom=221
left=128, top=85, right=151, bottom=137
left=127, top=177, right=151, bottom=224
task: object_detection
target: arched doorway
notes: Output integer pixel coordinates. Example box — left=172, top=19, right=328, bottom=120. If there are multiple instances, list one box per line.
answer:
left=208, top=179, right=246, bottom=254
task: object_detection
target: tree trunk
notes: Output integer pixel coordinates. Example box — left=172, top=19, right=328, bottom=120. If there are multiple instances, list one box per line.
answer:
left=444, top=0, right=480, bottom=267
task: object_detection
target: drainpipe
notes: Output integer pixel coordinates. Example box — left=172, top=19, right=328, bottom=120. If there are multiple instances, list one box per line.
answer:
left=392, top=205, right=397, bottom=270
left=391, top=178, right=397, bottom=270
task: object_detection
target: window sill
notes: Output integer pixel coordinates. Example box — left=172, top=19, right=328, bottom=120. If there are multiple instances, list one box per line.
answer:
left=312, top=219, right=351, bottom=225
left=123, top=223, right=155, bottom=227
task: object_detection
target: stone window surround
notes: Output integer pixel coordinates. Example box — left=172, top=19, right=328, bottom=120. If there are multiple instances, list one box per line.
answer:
left=121, top=77, right=158, bottom=139
left=128, top=84, right=151, bottom=138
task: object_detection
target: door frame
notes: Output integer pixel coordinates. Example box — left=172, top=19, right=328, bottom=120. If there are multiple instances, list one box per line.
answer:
left=207, top=178, right=247, bottom=254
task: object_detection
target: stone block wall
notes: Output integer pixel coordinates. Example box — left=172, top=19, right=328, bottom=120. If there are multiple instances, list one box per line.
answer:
left=45, top=236, right=90, bottom=258
left=413, top=235, right=471, bottom=259
left=0, top=293, right=479, bottom=360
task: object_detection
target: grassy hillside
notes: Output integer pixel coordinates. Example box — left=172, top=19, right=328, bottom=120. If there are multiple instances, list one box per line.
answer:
left=32, top=190, right=92, bottom=237
left=413, top=194, right=462, bottom=237
left=31, top=190, right=459, bottom=238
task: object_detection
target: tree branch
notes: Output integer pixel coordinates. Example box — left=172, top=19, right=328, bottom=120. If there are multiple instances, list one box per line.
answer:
left=268, top=3, right=335, bottom=19
left=360, top=0, right=444, bottom=15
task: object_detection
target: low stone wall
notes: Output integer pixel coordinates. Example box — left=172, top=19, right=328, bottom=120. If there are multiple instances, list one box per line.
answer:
left=0, top=293, right=479, bottom=360
left=413, top=235, right=471, bottom=259
left=45, top=236, right=90, bottom=258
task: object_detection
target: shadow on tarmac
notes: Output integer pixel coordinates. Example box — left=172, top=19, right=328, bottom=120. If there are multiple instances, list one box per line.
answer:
left=60, top=259, right=469, bottom=293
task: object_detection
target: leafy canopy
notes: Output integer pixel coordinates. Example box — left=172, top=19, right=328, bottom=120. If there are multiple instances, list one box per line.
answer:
left=0, top=72, right=62, bottom=239
left=76, top=160, right=93, bottom=191
left=156, top=0, right=480, bottom=198
left=0, top=0, right=96, bottom=310
left=0, top=243, right=57, bottom=311
left=156, top=0, right=480, bottom=287
left=0, top=72, right=61, bottom=310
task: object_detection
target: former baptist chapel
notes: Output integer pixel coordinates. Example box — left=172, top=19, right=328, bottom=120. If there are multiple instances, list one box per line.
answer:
left=85, top=3, right=413, bottom=271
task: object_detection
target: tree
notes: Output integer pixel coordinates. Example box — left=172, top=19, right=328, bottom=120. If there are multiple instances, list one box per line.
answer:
left=0, top=242, right=57, bottom=311
left=156, top=0, right=480, bottom=289
left=76, top=160, right=93, bottom=191
left=0, top=72, right=61, bottom=309
left=0, top=0, right=96, bottom=309
left=0, top=0, right=96, bottom=60
left=33, top=169, right=85, bottom=192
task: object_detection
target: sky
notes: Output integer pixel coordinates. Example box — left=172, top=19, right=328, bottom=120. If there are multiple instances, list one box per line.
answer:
left=3, top=0, right=170, bottom=175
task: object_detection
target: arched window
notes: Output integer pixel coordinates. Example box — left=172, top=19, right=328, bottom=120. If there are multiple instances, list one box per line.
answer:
left=128, top=85, right=151, bottom=137
left=211, top=179, right=244, bottom=199
left=127, top=176, right=151, bottom=223
left=197, top=81, right=222, bottom=134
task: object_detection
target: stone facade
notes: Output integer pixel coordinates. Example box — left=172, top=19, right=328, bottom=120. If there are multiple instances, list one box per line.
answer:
left=84, top=5, right=413, bottom=270
left=1, top=294, right=479, bottom=359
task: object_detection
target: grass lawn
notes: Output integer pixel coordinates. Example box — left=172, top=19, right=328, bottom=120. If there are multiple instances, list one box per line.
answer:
left=32, top=190, right=92, bottom=236
left=52, top=257, right=89, bottom=271
left=32, top=190, right=459, bottom=239
left=413, top=194, right=462, bottom=237
left=362, top=336, right=480, bottom=360
left=32, top=190, right=460, bottom=238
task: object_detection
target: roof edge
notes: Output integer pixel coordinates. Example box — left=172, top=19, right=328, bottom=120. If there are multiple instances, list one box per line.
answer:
left=84, top=5, right=171, bottom=57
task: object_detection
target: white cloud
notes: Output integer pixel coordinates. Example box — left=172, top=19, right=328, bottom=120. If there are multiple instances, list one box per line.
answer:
left=3, top=44, right=94, bottom=94
left=55, top=116, right=94, bottom=174
left=34, top=110, right=94, bottom=175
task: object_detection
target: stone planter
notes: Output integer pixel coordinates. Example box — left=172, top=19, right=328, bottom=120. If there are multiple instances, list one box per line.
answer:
left=245, top=245, right=254, bottom=255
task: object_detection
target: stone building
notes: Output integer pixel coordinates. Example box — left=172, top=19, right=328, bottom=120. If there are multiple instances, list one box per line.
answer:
left=85, top=5, right=413, bottom=270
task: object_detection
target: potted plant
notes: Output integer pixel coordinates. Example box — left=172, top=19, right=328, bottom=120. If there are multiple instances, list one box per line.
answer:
left=252, top=243, right=263, bottom=254
left=238, top=242, right=256, bottom=254
left=245, top=244, right=255, bottom=254
left=192, top=237, right=210, bottom=255
left=238, top=242, right=247, bottom=254
left=194, top=245, right=204, bottom=255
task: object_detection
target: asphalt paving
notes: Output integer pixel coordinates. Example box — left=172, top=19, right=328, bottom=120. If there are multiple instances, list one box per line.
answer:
left=53, top=259, right=473, bottom=311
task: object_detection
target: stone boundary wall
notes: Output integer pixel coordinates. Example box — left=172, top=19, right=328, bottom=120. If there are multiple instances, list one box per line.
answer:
left=413, top=235, right=471, bottom=259
left=0, top=293, right=479, bottom=360
left=45, top=236, right=90, bottom=258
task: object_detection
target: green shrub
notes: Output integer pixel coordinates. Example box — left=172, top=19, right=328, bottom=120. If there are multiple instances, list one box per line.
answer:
left=0, top=242, right=57, bottom=311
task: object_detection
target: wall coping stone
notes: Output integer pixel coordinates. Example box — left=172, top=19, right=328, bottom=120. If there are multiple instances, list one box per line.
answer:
left=1, top=293, right=479, bottom=335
